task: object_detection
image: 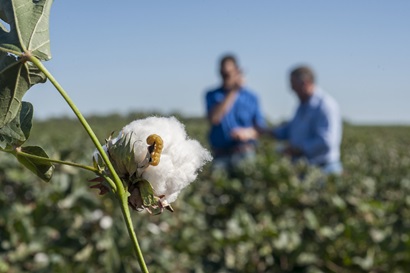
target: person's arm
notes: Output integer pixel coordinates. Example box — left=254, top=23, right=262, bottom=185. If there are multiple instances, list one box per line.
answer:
left=230, top=93, right=266, bottom=141
left=298, top=104, right=340, bottom=158
left=272, top=122, right=300, bottom=156
left=208, top=90, right=238, bottom=125
left=272, top=122, right=290, bottom=140
left=231, top=127, right=259, bottom=141
left=207, top=72, right=244, bottom=125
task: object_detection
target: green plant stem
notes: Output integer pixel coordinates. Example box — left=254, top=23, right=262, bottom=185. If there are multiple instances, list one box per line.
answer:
left=14, top=149, right=97, bottom=173
left=10, top=149, right=118, bottom=191
left=0, top=46, right=21, bottom=56
left=27, top=54, right=149, bottom=273
left=120, top=194, right=150, bottom=273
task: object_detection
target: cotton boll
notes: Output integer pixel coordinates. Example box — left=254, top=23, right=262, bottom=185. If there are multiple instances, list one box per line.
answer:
left=142, top=136, right=212, bottom=204
left=142, top=154, right=173, bottom=196
left=134, top=117, right=211, bottom=203
left=92, top=116, right=212, bottom=211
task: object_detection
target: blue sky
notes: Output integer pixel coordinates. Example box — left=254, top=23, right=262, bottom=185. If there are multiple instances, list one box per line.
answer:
left=24, top=1, right=410, bottom=124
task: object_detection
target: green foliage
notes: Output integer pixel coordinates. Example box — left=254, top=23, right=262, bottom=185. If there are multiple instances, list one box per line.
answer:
left=0, top=0, right=53, bottom=127
left=15, top=146, right=54, bottom=182
left=1, top=114, right=410, bottom=272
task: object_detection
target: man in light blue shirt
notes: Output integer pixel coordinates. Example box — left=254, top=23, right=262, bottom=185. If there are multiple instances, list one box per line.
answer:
left=272, top=66, right=343, bottom=175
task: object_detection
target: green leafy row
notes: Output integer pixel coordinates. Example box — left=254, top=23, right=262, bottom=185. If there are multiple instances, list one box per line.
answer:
left=1, top=115, right=409, bottom=273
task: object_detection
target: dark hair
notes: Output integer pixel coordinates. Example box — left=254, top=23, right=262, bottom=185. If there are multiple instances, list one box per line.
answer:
left=290, top=65, right=315, bottom=83
left=219, top=54, right=239, bottom=70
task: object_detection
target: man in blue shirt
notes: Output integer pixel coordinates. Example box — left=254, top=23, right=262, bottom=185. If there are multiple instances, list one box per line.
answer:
left=272, top=65, right=343, bottom=175
left=205, top=54, right=266, bottom=174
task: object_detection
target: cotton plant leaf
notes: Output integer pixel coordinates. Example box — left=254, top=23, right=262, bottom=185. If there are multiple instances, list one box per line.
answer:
left=0, top=101, right=33, bottom=148
left=15, top=145, right=54, bottom=182
left=0, top=0, right=53, bottom=127
left=0, top=0, right=53, bottom=60
left=19, top=101, right=33, bottom=139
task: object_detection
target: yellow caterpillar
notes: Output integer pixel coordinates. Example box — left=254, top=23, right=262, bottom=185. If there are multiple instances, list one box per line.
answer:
left=146, top=134, right=163, bottom=166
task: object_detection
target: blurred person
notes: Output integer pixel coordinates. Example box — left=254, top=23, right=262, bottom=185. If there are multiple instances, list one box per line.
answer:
left=205, top=54, right=266, bottom=175
left=269, top=65, right=343, bottom=175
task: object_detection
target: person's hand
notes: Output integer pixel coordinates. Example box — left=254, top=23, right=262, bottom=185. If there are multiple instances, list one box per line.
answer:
left=208, top=86, right=238, bottom=125
left=224, top=70, right=244, bottom=92
left=235, top=72, right=245, bottom=89
left=231, top=127, right=258, bottom=142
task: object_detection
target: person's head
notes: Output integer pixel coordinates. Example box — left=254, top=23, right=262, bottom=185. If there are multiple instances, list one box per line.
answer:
left=290, top=65, right=316, bottom=102
left=219, top=54, right=242, bottom=91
